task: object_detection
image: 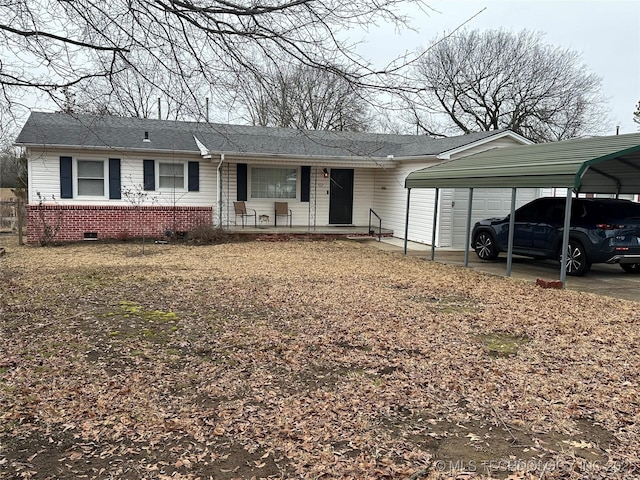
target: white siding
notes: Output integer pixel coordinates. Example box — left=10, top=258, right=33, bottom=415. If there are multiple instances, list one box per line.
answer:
left=27, top=133, right=534, bottom=240
left=438, top=189, right=455, bottom=247
left=373, top=159, right=446, bottom=244
left=223, top=162, right=376, bottom=227
left=27, top=148, right=217, bottom=209
left=372, top=136, right=535, bottom=247
left=29, top=153, right=60, bottom=203
left=352, top=169, right=375, bottom=225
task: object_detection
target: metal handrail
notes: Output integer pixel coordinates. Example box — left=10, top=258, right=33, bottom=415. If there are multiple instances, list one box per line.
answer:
left=368, top=208, right=382, bottom=241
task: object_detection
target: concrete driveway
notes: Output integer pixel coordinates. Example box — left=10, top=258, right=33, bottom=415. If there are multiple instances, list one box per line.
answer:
left=362, top=237, right=640, bottom=303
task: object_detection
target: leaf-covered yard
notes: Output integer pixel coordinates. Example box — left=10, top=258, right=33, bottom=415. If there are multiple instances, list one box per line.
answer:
left=1, top=238, right=639, bottom=479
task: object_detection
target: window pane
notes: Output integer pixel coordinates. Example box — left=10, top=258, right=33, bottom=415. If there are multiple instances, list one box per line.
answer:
left=77, top=160, right=104, bottom=178
left=77, top=160, right=104, bottom=196
left=159, top=175, right=185, bottom=189
left=159, top=162, right=184, bottom=189
left=159, top=163, right=183, bottom=176
left=78, top=179, right=104, bottom=196
left=251, top=168, right=296, bottom=199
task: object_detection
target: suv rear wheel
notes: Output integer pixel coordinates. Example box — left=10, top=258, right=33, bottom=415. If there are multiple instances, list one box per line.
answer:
left=562, top=240, right=591, bottom=276
left=473, top=231, right=498, bottom=260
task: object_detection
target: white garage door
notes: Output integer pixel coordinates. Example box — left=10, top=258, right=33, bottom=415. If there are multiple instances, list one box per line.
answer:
left=450, top=188, right=540, bottom=249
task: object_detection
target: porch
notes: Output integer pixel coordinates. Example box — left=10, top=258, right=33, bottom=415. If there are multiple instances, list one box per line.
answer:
left=225, top=224, right=394, bottom=240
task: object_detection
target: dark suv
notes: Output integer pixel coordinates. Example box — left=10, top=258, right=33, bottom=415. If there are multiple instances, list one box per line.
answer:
left=471, top=197, right=640, bottom=276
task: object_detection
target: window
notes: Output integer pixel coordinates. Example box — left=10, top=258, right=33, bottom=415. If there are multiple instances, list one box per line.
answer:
left=77, top=160, right=105, bottom=196
left=251, top=167, right=297, bottom=199
left=159, top=162, right=185, bottom=189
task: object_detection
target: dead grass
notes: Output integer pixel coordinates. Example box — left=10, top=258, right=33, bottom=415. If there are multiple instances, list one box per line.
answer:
left=1, top=237, right=639, bottom=479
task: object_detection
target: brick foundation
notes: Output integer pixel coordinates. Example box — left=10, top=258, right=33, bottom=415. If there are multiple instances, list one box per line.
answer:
left=27, top=205, right=213, bottom=243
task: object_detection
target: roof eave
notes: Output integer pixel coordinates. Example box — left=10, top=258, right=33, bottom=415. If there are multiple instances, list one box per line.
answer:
left=217, top=151, right=398, bottom=167
left=18, top=142, right=398, bottom=167
left=436, top=131, right=534, bottom=160
left=17, top=142, right=201, bottom=156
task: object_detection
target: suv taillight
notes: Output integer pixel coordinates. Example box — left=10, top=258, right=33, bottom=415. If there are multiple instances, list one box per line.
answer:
left=597, top=223, right=625, bottom=230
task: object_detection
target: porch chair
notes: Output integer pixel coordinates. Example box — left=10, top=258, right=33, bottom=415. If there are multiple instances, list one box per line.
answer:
left=233, top=201, right=257, bottom=228
left=274, top=202, right=292, bottom=227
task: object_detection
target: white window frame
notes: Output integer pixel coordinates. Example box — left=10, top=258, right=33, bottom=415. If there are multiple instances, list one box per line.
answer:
left=157, top=161, right=186, bottom=192
left=250, top=166, right=298, bottom=199
left=74, top=159, right=107, bottom=198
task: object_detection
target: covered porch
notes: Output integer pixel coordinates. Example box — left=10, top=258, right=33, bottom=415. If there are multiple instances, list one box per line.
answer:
left=225, top=224, right=394, bottom=240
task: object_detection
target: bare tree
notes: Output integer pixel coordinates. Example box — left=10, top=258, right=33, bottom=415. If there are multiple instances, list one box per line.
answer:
left=634, top=100, right=640, bottom=129
left=0, top=148, right=27, bottom=189
left=226, top=61, right=371, bottom=131
left=72, top=50, right=202, bottom=120
left=406, top=29, right=606, bottom=142
left=0, top=0, right=429, bottom=126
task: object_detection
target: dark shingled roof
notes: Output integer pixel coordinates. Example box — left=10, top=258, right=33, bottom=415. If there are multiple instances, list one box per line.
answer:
left=15, top=112, right=511, bottom=159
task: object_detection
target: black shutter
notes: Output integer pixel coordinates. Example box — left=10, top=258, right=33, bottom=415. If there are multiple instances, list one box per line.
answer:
left=109, top=158, right=121, bottom=199
left=60, top=156, right=73, bottom=198
left=301, top=166, right=311, bottom=202
left=188, top=161, right=200, bottom=192
left=237, top=163, right=247, bottom=201
left=143, top=160, right=155, bottom=190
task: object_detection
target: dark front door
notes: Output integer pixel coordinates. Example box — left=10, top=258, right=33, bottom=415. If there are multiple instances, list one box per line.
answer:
left=329, top=168, right=354, bottom=224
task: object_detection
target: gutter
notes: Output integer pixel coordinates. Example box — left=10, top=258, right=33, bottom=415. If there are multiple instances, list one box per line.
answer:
left=16, top=142, right=200, bottom=156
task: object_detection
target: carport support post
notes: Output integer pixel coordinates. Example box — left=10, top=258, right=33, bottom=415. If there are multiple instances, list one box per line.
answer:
left=506, top=188, right=517, bottom=277
left=431, top=188, right=440, bottom=261
left=403, top=188, right=411, bottom=255
left=559, top=190, right=573, bottom=287
left=464, top=188, right=474, bottom=267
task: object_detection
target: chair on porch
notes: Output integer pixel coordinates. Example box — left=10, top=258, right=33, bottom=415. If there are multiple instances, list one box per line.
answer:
left=274, top=202, right=292, bottom=227
left=233, top=201, right=257, bottom=228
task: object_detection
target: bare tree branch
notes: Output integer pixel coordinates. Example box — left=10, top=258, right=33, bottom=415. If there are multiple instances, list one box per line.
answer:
left=406, top=29, right=607, bottom=141
left=0, top=0, right=432, bottom=138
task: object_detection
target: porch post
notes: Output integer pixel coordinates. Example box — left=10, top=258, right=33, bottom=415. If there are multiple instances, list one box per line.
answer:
left=506, top=188, right=517, bottom=277
left=431, top=188, right=440, bottom=261
left=464, top=188, right=474, bottom=267
left=217, top=153, right=224, bottom=227
left=559, top=190, right=573, bottom=287
left=403, top=188, right=411, bottom=255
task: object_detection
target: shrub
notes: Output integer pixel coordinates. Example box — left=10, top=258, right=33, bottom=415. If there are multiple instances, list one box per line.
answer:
left=187, top=225, right=244, bottom=244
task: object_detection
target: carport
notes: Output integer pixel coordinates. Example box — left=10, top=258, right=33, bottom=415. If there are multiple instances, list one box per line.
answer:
left=403, top=132, right=640, bottom=286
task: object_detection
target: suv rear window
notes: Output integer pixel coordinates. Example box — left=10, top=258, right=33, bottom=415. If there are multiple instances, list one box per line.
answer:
left=587, top=201, right=640, bottom=221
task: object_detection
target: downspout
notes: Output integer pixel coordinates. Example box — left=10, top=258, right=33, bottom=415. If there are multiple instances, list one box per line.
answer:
left=217, top=153, right=224, bottom=227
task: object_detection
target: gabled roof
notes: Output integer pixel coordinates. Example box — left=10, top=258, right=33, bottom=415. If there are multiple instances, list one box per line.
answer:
left=15, top=112, right=527, bottom=160
left=405, top=132, right=640, bottom=194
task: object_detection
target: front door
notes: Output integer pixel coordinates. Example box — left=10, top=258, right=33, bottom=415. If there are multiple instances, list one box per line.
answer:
left=329, top=169, right=354, bottom=224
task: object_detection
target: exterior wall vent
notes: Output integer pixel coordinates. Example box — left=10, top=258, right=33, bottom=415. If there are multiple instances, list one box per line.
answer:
left=83, top=232, right=98, bottom=240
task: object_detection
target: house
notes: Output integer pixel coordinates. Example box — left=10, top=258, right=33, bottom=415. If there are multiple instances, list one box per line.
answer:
left=15, top=112, right=535, bottom=245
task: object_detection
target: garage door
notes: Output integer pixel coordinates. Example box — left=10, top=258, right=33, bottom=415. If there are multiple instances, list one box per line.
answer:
left=450, top=188, right=540, bottom=248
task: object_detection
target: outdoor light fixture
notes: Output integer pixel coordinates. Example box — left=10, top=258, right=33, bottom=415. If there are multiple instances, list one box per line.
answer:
left=323, top=168, right=329, bottom=178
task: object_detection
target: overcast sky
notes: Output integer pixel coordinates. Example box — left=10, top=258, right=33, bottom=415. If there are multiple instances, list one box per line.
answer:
left=359, top=0, right=640, bottom=135
left=13, top=0, right=639, bottom=138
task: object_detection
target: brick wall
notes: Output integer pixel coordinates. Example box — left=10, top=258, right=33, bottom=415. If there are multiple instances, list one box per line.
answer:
left=27, top=205, right=213, bottom=243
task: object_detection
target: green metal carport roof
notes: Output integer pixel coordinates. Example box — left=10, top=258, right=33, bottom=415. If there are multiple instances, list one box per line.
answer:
left=403, top=131, right=640, bottom=286
left=405, top=132, right=640, bottom=193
